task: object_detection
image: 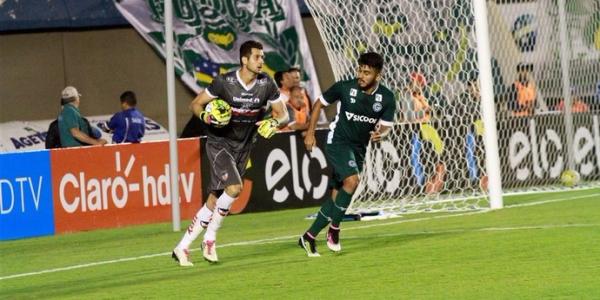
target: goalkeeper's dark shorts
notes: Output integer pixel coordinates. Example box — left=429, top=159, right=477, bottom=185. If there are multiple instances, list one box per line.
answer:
left=205, top=141, right=251, bottom=193
left=325, top=142, right=366, bottom=190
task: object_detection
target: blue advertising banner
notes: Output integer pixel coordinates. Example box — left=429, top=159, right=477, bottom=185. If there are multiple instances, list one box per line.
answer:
left=0, top=150, right=55, bottom=240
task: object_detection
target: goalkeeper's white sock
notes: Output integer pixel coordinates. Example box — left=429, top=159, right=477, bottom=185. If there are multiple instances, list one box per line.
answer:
left=204, top=192, right=236, bottom=242
left=177, top=204, right=213, bottom=250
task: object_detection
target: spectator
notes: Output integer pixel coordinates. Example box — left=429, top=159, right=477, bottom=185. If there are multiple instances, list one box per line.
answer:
left=279, top=66, right=312, bottom=110
left=555, top=93, right=590, bottom=113
left=58, top=86, right=107, bottom=148
left=274, top=70, right=285, bottom=89
left=455, top=77, right=481, bottom=119
left=100, top=91, right=145, bottom=143
left=281, top=86, right=310, bottom=132
left=508, top=63, right=537, bottom=117
left=403, top=72, right=431, bottom=123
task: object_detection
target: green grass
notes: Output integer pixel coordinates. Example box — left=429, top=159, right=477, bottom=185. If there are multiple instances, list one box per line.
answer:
left=1, top=188, right=600, bottom=299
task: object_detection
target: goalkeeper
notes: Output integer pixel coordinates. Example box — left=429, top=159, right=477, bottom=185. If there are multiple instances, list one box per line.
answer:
left=172, top=40, right=288, bottom=266
left=300, top=52, right=397, bottom=256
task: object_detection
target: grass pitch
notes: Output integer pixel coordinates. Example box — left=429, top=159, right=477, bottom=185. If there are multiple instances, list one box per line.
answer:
left=1, top=188, right=600, bottom=299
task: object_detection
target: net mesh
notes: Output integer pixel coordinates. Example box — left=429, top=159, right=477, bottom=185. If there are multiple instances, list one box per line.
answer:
left=304, top=0, right=600, bottom=215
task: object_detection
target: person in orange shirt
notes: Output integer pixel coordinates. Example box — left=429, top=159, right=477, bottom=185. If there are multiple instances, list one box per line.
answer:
left=404, top=72, right=445, bottom=194
left=279, top=66, right=312, bottom=111
left=282, top=86, right=310, bottom=132
left=509, top=63, right=537, bottom=117
left=555, top=96, right=590, bottom=113
left=408, top=72, right=431, bottom=122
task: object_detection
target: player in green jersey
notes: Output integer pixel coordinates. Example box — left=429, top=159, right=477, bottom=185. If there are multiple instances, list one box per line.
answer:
left=299, top=52, right=397, bottom=256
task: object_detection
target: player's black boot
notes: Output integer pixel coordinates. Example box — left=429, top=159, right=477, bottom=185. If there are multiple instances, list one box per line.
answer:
left=298, top=233, right=320, bottom=257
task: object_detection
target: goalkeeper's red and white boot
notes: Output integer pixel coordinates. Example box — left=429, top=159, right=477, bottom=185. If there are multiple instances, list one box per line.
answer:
left=171, top=247, right=194, bottom=267
left=202, top=240, right=218, bottom=263
left=326, top=226, right=341, bottom=253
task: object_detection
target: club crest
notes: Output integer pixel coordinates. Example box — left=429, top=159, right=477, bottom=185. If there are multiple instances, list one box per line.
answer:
left=373, top=102, right=383, bottom=112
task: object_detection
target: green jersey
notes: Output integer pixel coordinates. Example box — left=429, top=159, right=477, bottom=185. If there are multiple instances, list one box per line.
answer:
left=320, top=79, right=396, bottom=145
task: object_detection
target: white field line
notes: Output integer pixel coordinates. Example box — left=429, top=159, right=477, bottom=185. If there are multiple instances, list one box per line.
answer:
left=1, top=193, right=598, bottom=281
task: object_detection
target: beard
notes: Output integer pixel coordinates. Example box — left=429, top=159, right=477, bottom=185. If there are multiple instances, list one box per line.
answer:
left=359, top=79, right=377, bottom=91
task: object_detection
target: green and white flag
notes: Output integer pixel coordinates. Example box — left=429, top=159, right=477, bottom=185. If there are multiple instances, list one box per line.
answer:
left=115, top=0, right=321, bottom=100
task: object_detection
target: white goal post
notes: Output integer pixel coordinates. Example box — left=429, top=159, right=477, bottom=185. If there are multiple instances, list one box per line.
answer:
left=304, top=0, right=600, bottom=215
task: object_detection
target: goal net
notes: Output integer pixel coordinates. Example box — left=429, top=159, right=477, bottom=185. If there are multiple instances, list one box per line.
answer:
left=304, top=0, right=600, bottom=215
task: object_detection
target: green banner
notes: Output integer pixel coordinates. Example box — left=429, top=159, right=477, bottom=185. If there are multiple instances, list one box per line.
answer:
left=115, top=0, right=321, bottom=99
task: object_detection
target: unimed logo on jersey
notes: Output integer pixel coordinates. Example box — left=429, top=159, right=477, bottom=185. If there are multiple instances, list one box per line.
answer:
left=345, top=112, right=377, bottom=124
left=50, top=139, right=202, bottom=233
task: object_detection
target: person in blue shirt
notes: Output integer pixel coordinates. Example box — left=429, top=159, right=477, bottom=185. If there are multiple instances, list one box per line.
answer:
left=101, top=91, right=145, bottom=143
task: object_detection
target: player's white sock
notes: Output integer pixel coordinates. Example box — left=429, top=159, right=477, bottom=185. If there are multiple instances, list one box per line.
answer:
left=177, top=204, right=213, bottom=250
left=204, top=192, right=236, bottom=242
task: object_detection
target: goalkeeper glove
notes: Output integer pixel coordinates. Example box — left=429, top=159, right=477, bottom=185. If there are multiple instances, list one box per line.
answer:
left=257, top=118, right=279, bottom=139
left=199, top=110, right=230, bottom=127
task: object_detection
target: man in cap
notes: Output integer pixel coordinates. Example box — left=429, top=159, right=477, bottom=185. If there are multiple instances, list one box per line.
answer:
left=58, top=86, right=107, bottom=147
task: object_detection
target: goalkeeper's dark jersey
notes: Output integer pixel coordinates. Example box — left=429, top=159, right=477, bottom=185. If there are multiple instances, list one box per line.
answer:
left=205, top=70, right=282, bottom=151
left=320, top=79, right=397, bottom=145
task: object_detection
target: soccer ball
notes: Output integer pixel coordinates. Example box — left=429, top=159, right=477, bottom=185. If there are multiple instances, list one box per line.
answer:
left=205, top=99, right=232, bottom=127
left=560, top=169, right=580, bottom=187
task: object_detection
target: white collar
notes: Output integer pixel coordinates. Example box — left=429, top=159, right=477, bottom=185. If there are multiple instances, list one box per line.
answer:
left=237, top=70, right=257, bottom=91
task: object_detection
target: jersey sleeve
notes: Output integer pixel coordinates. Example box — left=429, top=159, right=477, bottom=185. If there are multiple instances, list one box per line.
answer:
left=319, top=81, right=344, bottom=106
left=205, top=75, right=224, bottom=99
left=379, top=94, right=397, bottom=127
left=267, top=79, right=284, bottom=104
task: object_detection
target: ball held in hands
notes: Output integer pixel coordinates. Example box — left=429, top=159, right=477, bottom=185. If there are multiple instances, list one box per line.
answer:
left=202, top=99, right=232, bottom=127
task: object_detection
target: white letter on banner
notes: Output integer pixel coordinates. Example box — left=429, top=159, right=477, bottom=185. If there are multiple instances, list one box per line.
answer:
left=289, top=135, right=304, bottom=199
left=29, top=177, right=43, bottom=211
left=529, top=119, right=543, bottom=178
left=15, top=177, right=27, bottom=212
left=545, top=129, right=563, bottom=179
left=574, top=127, right=594, bottom=176
left=593, top=116, right=600, bottom=172
left=0, top=179, right=15, bottom=214
left=381, top=141, right=401, bottom=193
left=265, top=148, right=290, bottom=203
left=509, top=131, right=531, bottom=181
left=111, top=176, right=128, bottom=208
left=60, top=173, right=80, bottom=213
left=180, top=173, right=194, bottom=203
left=302, top=147, right=328, bottom=200
left=86, top=178, right=102, bottom=211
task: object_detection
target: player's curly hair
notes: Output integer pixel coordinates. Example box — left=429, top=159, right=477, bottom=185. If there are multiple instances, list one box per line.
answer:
left=358, top=52, right=384, bottom=72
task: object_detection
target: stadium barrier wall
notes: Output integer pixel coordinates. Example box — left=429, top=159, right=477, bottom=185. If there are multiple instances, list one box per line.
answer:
left=1, top=130, right=332, bottom=240
left=203, top=129, right=332, bottom=214
left=50, top=139, right=203, bottom=234
left=499, top=112, right=600, bottom=187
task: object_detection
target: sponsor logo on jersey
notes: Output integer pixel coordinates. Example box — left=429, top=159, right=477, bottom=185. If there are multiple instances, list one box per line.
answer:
left=226, top=76, right=237, bottom=84
left=345, top=112, right=378, bottom=124
left=375, top=94, right=382, bottom=102
left=350, top=88, right=357, bottom=96
left=350, top=97, right=356, bottom=104
left=233, top=96, right=260, bottom=103
left=373, top=102, right=383, bottom=112
left=221, top=171, right=229, bottom=181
